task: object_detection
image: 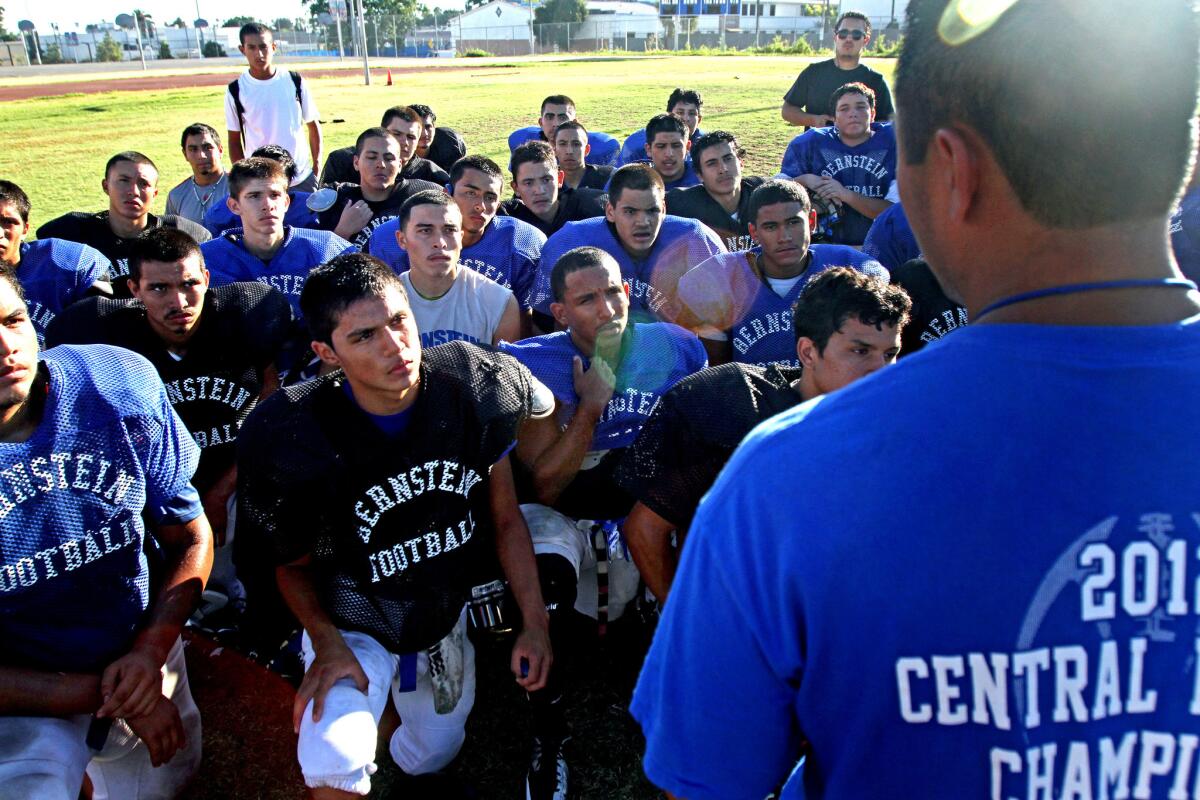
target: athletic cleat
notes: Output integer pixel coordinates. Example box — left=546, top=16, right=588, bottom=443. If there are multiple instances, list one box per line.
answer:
left=525, top=733, right=570, bottom=800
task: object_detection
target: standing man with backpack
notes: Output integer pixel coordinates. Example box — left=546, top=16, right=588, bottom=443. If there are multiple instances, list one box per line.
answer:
left=226, top=23, right=322, bottom=192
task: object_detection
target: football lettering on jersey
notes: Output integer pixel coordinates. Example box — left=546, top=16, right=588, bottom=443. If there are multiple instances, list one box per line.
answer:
left=367, top=511, right=476, bottom=583
left=892, top=511, right=1200, bottom=800
left=820, top=155, right=890, bottom=182
left=0, top=451, right=139, bottom=520
left=27, top=301, right=55, bottom=344
left=163, top=376, right=254, bottom=411
left=732, top=311, right=796, bottom=367
left=258, top=274, right=307, bottom=299
left=460, top=256, right=511, bottom=289
left=419, top=330, right=482, bottom=348
left=0, top=509, right=139, bottom=593
left=353, top=459, right=484, bottom=544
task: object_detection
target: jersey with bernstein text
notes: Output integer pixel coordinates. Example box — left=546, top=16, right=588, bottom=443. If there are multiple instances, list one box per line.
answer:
left=677, top=247, right=887, bottom=367
left=15, top=239, right=110, bottom=345
left=368, top=215, right=545, bottom=310
left=781, top=123, right=897, bottom=245
left=45, top=283, right=291, bottom=494
left=237, top=342, right=542, bottom=653
left=531, top=216, right=726, bottom=323
left=0, top=345, right=199, bottom=672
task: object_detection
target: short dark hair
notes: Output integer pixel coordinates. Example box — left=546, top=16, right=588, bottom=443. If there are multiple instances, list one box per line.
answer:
left=691, top=131, right=743, bottom=167
left=666, top=88, right=702, bottom=112
left=830, top=82, right=875, bottom=116
left=127, top=227, right=204, bottom=284
left=608, top=163, right=664, bottom=205
left=645, top=113, right=687, bottom=145
left=0, top=181, right=31, bottom=223
left=833, top=11, right=871, bottom=36
left=301, top=253, right=408, bottom=345
left=407, top=103, right=435, bottom=121
left=239, top=22, right=271, bottom=43
left=0, top=268, right=26, bottom=305
left=554, top=120, right=588, bottom=140
left=511, top=140, right=557, bottom=180
left=792, top=267, right=911, bottom=350
left=550, top=246, right=616, bottom=303
left=450, top=155, right=503, bottom=189
left=398, top=188, right=454, bottom=231
left=229, top=157, right=289, bottom=199
left=541, top=95, right=575, bottom=113
left=895, top=0, right=1198, bottom=227
left=381, top=106, right=421, bottom=129
left=355, top=127, right=399, bottom=156
left=250, top=144, right=297, bottom=181
left=747, top=179, right=811, bottom=224
left=105, top=151, right=157, bottom=179
left=180, top=123, right=221, bottom=151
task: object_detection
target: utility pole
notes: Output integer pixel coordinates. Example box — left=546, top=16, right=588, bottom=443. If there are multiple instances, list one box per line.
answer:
left=356, top=0, right=370, bottom=84
left=132, top=11, right=147, bottom=70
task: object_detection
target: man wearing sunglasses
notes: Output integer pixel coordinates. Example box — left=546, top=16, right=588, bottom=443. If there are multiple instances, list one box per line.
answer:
left=781, top=11, right=894, bottom=129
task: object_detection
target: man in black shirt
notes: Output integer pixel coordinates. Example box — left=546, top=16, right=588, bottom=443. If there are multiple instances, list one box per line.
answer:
left=501, top=140, right=605, bottom=237
left=237, top=253, right=552, bottom=796
left=781, top=10, right=894, bottom=128
left=616, top=267, right=910, bottom=603
left=665, top=131, right=765, bottom=251
left=891, top=258, right=968, bottom=357
left=409, top=103, right=468, bottom=174
left=46, top=227, right=291, bottom=610
left=316, top=127, right=440, bottom=249
left=38, top=151, right=211, bottom=279
left=553, top=120, right=613, bottom=191
left=320, top=107, right=451, bottom=187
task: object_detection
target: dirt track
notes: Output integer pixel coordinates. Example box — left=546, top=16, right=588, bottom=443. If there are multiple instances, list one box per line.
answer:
left=0, top=63, right=510, bottom=102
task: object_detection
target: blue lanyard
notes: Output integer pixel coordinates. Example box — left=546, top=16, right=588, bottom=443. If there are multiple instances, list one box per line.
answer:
left=975, top=278, right=1199, bottom=321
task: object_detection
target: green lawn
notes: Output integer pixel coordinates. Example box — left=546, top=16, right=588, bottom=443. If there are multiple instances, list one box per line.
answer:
left=0, top=54, right=895, bottom=229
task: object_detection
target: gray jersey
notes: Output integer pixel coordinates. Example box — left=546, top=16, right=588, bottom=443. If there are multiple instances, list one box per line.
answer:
left=401, top=266, right=513, bottom=349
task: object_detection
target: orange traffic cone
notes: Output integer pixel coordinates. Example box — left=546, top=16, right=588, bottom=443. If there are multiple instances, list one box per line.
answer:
left=386, top=68, right=393, bottom=86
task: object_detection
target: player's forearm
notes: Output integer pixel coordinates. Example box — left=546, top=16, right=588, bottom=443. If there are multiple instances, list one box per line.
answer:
left=623, top=502, right=679, bottom=605
left=228, top=131, right=245, bottom=163
left=530, top=406, right=602, bottom=505
left=781, top=103, right=830, bottom=128
left=490, top=461, right=550, bottom=632
left=276, top=560, right=344, bottom=654
left=134, top=514, right=213, bottom=665
left=0, top=666, right=102, bottom=716
left=795, top=174, right=823, bottom=190
left=841, top=194, right=893, bottom=220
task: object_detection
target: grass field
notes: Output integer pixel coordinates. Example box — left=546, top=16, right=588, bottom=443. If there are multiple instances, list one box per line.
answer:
left=0, top=54, right=895, bottom=228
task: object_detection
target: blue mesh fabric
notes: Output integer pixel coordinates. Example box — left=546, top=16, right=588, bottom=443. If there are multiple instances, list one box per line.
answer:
left=862, top=202, right=921, bottom=274
left=0, top=345, right=200, bottom=672
left=16, top=239, right=111, bottom=345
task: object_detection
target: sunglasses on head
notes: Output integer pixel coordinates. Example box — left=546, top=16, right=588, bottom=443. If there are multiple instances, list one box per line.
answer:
left=836, top=29, right=866, bottom=40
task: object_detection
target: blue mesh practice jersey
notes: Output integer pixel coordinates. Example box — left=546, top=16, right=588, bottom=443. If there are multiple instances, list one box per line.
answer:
left=15, top=239, right=110, bottom=345
left=863, top=201, right=921, bottom=274
left=367, top=215, right=546, bottom=310
left=499, top=322, right=706, bottom=451
left=201, top=226, right=354, bottom=318
left=0, top=345, right=200, bottom=673
left=531, top=216, right=726, bottom=322
left=202, top=191, right=321, bottom=237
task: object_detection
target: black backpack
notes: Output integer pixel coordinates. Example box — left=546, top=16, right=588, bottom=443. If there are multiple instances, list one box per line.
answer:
left=228, top=70, right=303, bottom=134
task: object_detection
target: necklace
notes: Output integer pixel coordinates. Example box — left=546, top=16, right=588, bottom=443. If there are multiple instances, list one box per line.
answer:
left=974, top=278, right=1198, bottom=321
left=190, top=175, right=224, bottom=212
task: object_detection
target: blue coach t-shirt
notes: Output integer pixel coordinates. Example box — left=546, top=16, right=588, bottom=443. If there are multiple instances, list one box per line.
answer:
left=531, top=216, right=725, bottom=322
left=633, top=316, right=1200, bottom=799
left=781, top=122, right=897, bottom=246
left=500, top=322, right=707, bottom=450
left=368, top=215, right=546, bottom=310
left=202, top=226, right=354, bottom=318
left=16, top=239, right=110, bottom=344
left=0, top=345, right=200, bottom=673
left=863, top=201, right=920, bottom=273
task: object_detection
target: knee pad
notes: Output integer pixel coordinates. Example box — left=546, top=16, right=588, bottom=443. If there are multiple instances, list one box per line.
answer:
left=536, top=553, right=578, bottom=618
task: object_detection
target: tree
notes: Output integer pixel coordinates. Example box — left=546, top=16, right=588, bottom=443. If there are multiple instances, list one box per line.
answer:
left=273, top=17, right=294, bottom=30
left=534, top=0, right=586, bottom=25
left=465, top=0, right=488, bottom=9
left=169, top=17, right=187, bottom=28
left=0, top=4, right=17, bottom=41
left=222, top=16, right=260, bottom=28
left=158, top=40, right=173, bottom=58
left=97, top=32, right=122, bottom=61
left=202, top=39, right=225, bottom=56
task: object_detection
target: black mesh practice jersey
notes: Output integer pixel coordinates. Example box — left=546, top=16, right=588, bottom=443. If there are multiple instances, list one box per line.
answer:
left=315, top=178, right=442, bottom=249
left=36, top=211, right=212, bottom=280
left=45, top=282, right=291, bottom=493
left=237, top=342, right=543, bottom=653
left=425, top=127, right=468, bottom=174
left=665, top=176, right=766, bottom=252
left=499, top=186, right=606, bottom=238
left=321, top=148, right=450, bottom=188
left=891, top=258, right=969, bottom=357
left=614, top=362, right=802, bottom=531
